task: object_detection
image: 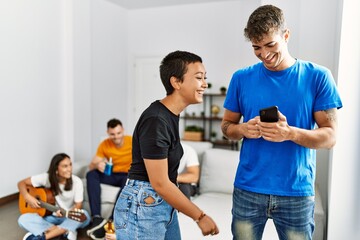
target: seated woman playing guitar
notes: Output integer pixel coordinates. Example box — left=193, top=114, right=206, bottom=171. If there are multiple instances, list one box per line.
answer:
left=18, top=153, right=90, bottom=240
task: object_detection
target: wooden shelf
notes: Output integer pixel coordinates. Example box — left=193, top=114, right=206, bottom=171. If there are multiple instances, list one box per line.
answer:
left=209, top=139, right=239, bottom=150
left=182, top=93, right=229, bottom=148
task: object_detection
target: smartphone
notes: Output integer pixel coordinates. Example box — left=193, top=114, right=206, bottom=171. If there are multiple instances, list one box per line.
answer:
left=259, top=106, right=279, bottom=122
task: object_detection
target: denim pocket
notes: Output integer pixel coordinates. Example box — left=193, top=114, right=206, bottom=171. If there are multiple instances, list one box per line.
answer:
left=138, top=187, right=163, bottom=207
left=114, top=193, right=132, bottom=229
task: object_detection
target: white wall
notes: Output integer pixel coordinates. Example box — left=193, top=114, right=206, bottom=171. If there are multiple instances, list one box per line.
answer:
left=88, top=0, right=129, bottom=159
left=72, top=0, right=129, bottom=163
left=73, top=0, right=93, bottom=165
left=297, top=0, right=340, bottom=223
left=0, top=0, right=73, bottom=197
left=328, top=0, right=360, bottom=238
left=126, top=0, right=259, bottom=133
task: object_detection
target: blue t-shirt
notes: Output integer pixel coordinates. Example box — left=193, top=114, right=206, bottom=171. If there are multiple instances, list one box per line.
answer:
left=224, top=59, right=342, bottom=196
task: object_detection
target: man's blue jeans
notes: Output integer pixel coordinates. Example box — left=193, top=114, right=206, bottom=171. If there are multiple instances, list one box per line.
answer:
left=114, top=179, right=181, bottom=240
left=232, top=187, right=315, bottom=240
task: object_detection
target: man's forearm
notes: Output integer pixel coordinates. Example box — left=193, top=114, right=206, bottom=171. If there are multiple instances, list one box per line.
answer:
left=288, top=126, right=336, bottom=149
left=177, top=172, right=199, bottom=184
left=221, top=120, right=245, bottom=141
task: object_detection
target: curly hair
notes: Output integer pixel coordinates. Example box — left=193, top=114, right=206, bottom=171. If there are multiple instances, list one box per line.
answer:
left=244, top=5, right=287, bottom=43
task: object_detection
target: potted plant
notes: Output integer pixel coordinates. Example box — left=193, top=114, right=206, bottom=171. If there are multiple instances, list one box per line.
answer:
left=220, top=86, right=227, bottom=95
left=210, top=131, right=217, bottom=142
left=183, top=125, right=204, bottom=141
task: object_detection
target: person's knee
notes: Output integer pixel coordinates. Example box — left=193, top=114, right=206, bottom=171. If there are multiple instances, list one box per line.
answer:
left=232, top=220, right=256, bottom=240
left=18, top=214, right=26, bottom=227
left=86, top=169, right=98, bottom=180
left=18, top=213, right=34, bottom=228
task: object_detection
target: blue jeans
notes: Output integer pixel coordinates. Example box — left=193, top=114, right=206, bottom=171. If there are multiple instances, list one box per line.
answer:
left=18, top=210, right=90, bottom=238
left=114, top=179, right=181, bottom=240
left=232, top=188, right=315, bottom=240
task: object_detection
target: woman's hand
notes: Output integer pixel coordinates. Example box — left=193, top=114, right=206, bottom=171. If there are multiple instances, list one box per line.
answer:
left=197, top=214, right=219, bottom=236
left=25, top=195, right=41, bottom=209
left=54, top=209, right=64, bottom=218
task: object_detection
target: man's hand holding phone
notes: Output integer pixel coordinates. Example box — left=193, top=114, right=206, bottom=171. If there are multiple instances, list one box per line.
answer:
left=258, top=106, right=290, bottom=142
left=259, top=106, right=279, bottom=122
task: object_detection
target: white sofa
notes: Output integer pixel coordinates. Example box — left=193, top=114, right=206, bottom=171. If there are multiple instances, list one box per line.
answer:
left=178, top=146, right=326, bottom=240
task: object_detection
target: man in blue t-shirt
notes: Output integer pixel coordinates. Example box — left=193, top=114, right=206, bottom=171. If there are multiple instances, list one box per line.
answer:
left=221, top=5, right=342, bottom=240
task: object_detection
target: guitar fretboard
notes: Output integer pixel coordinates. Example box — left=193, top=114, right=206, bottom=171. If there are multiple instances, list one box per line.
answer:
left=39, top=201, right=65, bottom=216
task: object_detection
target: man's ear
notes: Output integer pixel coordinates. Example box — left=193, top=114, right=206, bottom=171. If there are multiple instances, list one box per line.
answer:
left=284, top=29, right=290, bottom=43
left=170, top=76, right=181, bottom=90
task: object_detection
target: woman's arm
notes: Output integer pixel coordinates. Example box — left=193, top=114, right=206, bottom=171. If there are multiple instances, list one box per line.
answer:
left=18, top=177, right=41, bottom=209
left=144, top=159, right=219, bottom=236
left=73, top=202, right=82, bottom=210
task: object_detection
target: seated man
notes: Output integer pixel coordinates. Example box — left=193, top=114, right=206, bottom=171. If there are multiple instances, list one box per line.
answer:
left=177, top=142, right=200, bottom=199
left=86, top=118, right=132, bottom=239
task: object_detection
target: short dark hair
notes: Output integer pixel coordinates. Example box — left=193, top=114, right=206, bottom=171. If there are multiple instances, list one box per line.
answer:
left=107, top=118, right=123, bottom=129
left=160, top=50, right=202, bottom=95
left=244, top=5, right=287, bottom=43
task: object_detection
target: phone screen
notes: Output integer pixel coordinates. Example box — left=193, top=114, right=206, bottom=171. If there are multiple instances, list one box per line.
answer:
left=259, top=106, right=279, bottom=122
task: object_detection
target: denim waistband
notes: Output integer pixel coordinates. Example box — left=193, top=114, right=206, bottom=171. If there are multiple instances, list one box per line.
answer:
left=126, top=179, right=152, bottom=187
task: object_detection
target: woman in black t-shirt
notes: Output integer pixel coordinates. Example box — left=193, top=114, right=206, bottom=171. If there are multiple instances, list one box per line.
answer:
left=114, top=50, right=219, bottom=240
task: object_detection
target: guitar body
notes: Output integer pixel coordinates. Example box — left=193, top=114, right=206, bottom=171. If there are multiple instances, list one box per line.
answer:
left=19, top=186, right=87, bottom=222
left=19, top=186, right=55, bottom=216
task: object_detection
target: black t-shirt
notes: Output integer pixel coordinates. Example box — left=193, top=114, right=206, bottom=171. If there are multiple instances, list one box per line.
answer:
left=128, top=100, right=184, bottom=184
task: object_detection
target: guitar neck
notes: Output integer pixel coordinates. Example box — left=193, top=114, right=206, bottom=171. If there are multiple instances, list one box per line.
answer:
left=37, top=198, right=86, bottom=222
left=39, top=200, right=65, bottom=216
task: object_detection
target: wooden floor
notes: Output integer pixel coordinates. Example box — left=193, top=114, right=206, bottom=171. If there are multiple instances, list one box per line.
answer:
left=0, top=199, right=92, bottom=239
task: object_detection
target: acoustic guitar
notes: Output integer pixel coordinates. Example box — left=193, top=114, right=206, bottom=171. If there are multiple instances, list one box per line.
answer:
left=19, top=186, right=87, bottom=222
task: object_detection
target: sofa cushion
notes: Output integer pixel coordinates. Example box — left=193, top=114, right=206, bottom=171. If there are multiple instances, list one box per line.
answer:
left=199, top=148, right=239, bottom=194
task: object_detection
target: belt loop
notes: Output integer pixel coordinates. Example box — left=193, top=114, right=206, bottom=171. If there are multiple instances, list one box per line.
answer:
left=125, top=178, right=130, bottom=185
